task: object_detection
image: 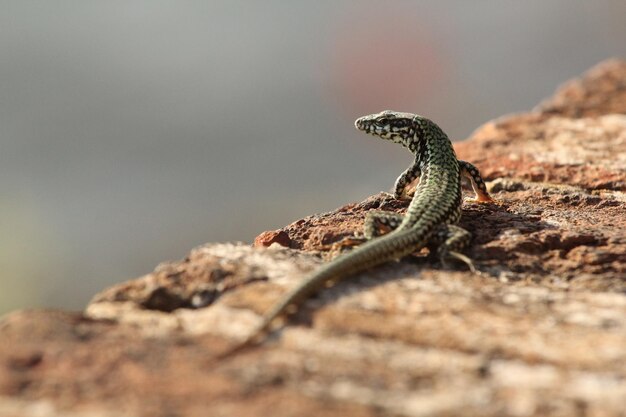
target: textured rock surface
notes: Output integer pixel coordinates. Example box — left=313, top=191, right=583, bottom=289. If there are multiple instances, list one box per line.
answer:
left=1, top=60, right=625, bottom=417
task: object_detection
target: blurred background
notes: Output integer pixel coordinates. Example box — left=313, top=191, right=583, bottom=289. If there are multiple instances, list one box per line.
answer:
left=1, top=1, right=625, bottom=315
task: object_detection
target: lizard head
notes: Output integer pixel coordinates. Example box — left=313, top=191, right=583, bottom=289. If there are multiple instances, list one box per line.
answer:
left=355, top=110, right=425, bottom=147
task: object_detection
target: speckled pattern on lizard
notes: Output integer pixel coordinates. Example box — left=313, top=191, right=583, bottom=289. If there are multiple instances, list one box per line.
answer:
left=218, top=110, right=494, bottom=359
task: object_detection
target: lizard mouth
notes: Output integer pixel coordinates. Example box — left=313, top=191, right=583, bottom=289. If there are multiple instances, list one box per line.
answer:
left=354, top=118, right=382, bottom=135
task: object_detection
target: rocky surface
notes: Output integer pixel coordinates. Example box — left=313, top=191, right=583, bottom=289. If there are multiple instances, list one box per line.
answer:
left=1, top=59, right=625, bottom=417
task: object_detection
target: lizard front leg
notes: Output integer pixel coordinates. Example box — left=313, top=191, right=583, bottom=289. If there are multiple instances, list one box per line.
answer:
left=458, top=160, right=493, bottom=203
left=393, top=158, right=421, bottom=199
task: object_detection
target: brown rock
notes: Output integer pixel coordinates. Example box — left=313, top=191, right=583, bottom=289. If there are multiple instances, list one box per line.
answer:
left=253, top=230, right=292, bottom=248
left=1, top=60, right=626, bottom=417
left=455, top=114, right=626, bottom=191
left=536, top=58, right=626, bottom=117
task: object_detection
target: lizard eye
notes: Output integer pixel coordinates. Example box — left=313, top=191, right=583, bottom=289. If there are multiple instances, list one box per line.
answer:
left=377, top=118, right=389, bottom=125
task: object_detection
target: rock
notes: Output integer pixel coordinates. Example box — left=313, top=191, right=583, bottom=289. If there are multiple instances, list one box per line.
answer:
left=253, top=230, right=292, bottom=248
left=536, top=58, right=626, bottom=117
left=1, top=59, right=625, bottom=417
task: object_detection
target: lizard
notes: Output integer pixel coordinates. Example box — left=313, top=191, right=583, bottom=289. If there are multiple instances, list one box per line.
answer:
left=217, top=110, right=493, bottom=359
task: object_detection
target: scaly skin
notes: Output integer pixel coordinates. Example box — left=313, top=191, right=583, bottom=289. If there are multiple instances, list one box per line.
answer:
left=218, top=110, right=493, bottom=359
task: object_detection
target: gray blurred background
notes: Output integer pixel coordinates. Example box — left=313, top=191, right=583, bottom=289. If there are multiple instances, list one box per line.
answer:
left=1, top=1, right=625, bottom=315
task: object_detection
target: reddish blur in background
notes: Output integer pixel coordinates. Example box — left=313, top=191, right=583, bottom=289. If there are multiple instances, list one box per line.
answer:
left=1, top=1, right=625, bottom=314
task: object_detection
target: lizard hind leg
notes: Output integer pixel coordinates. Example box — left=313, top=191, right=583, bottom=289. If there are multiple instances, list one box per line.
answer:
left=431, top=224, right=476, bottom=272
left=361, top=210, right=404, bottom=240
left=326, top=210, right=404, bottom=257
